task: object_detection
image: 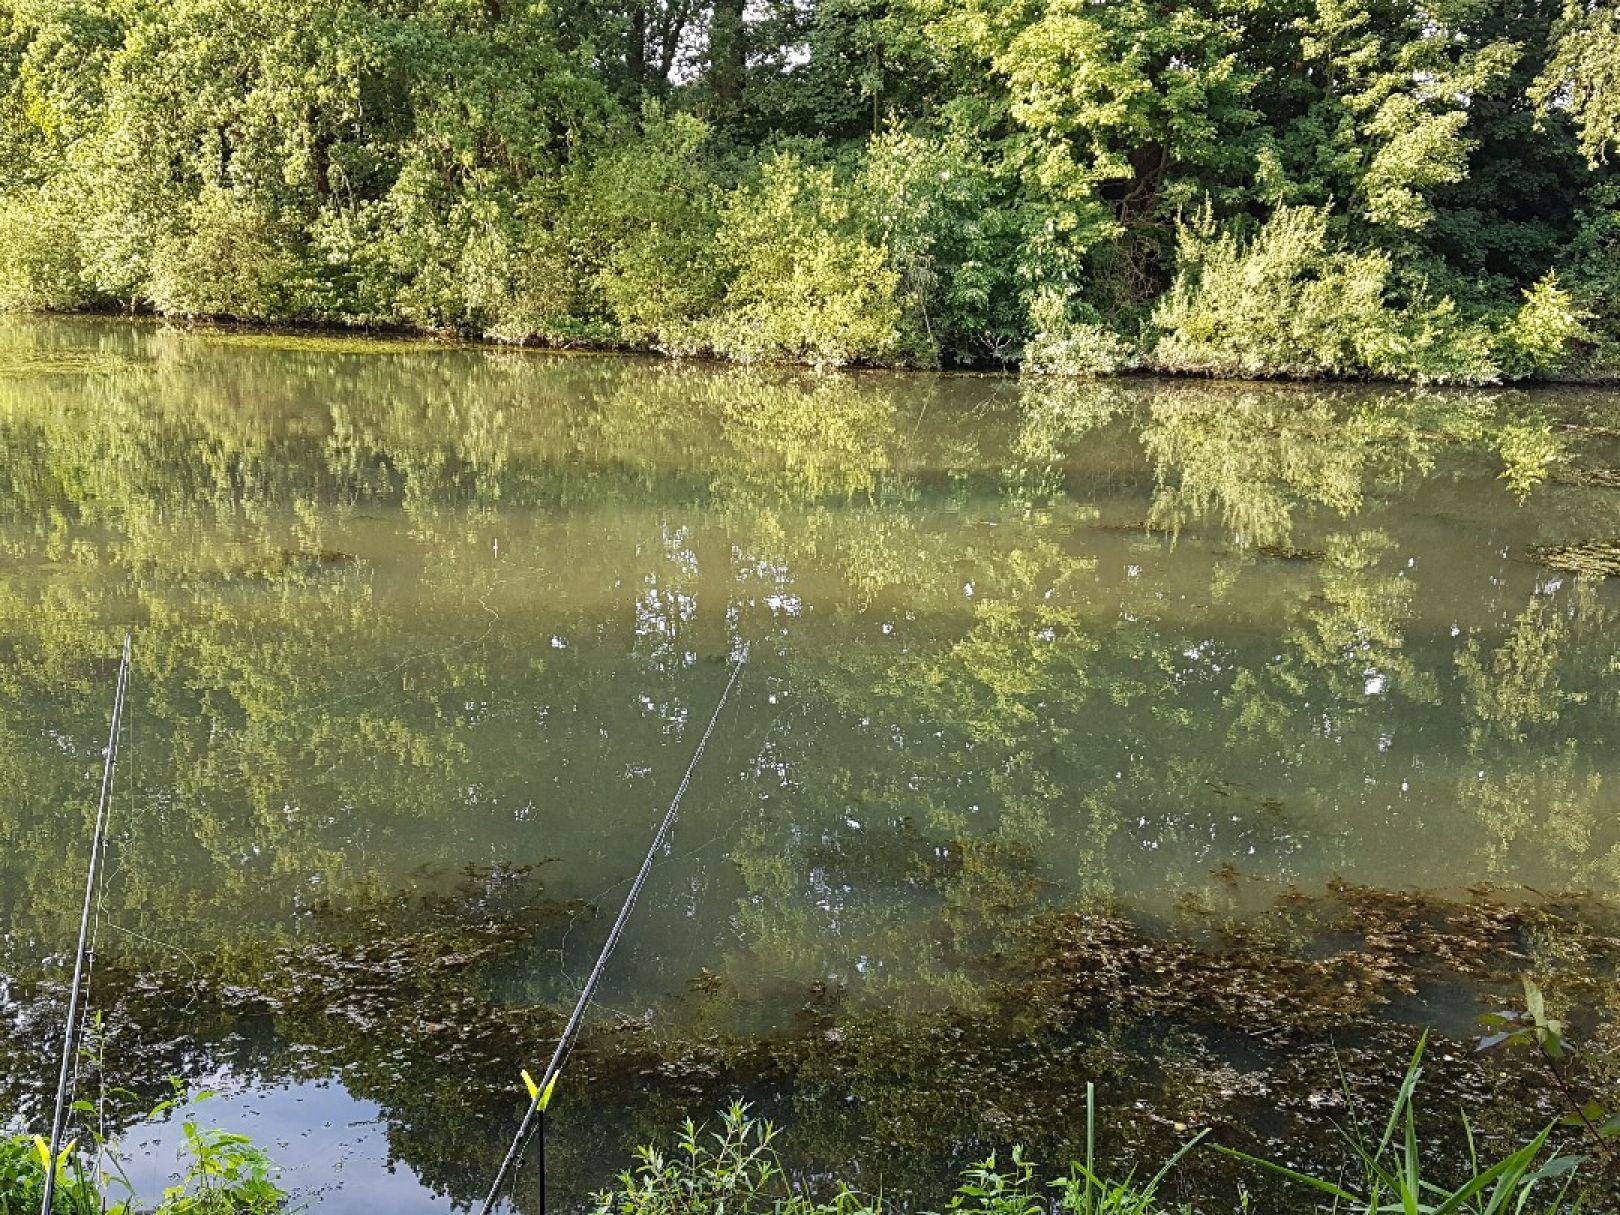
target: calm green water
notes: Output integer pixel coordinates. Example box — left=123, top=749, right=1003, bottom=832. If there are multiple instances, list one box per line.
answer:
left=3, top=318, right=1620, bottom=1209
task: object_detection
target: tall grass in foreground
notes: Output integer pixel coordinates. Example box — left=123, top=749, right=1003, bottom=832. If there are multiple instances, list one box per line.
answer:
left=590, top=1090, right=1204, bottom=1215
left=595, top=1040, right=1590, bottom=1215
left=1218, top=1035, right=1583, bottom=1213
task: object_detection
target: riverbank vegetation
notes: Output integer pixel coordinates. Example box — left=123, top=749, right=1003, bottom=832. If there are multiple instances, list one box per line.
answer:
left=0, top=1112, right=285, bottom=1214
left=0, top=0, right=1616, bottom=380
left=595, top=1083, right=1592, bottom=1215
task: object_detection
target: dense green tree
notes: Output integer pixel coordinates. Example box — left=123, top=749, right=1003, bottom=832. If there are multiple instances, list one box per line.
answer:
left=1535, top=0, right=1620, bottom=169
left=1422, top=0, right=1589, bottom=294
left=0, top=0, right=1614, bottom=376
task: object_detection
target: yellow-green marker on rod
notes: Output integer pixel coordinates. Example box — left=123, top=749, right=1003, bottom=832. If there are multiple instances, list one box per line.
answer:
left=521, top=1070, right=560, bottom=1215
left=521, top=1069, right=559, bottom=1110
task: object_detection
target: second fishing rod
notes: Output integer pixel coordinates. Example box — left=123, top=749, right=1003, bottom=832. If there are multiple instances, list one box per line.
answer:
left=478, top=646, right=750, bottom=1214
left=42, top=633, right=133, bottom=1215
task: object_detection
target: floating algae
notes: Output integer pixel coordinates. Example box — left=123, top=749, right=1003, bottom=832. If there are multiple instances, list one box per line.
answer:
left=1092, top=519, right=1175, bottom=535
left=1255, top=542, right=1325, bottom=561
left=0, top=350, right=151, bottom=377
left=1552, top=462, right=1620, bottom=489
left=215, top=546, right=360, bottom=582
left=1527, top=538, right=1620, bottom=578
left=186, top=328, right=446, bottom=356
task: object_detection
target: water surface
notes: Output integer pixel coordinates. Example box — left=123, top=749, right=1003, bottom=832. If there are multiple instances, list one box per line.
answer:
left=2, top=318, right=1619, bottom=1209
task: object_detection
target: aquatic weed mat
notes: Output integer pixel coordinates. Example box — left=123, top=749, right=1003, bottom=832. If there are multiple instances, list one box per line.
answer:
left=0, top=349, right=152, bottom=377
left=1527, top=538, right=1620, bottom=577
left=6, top=880, right=1619, bottom=1208
left=179, top=327, right=448, bottom=356
left=1551, top=462, right=1620, bottom=489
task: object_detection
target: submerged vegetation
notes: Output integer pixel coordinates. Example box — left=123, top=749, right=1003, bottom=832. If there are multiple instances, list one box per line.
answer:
left=12, top=872, right=1620, bottom=1210
left=0, top=0, right=1616, bottom=379
left=1528, top=538, right=1620, bottom=578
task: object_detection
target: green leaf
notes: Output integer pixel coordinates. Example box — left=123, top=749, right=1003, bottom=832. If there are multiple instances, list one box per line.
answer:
left=1526, top=1154, right=1583, bottom=1180
left=1535, top=1023, right=1567, bottom=1060
left=1141, top=1127, right=1208, bottom=1196
left=1522, top=977, right=1546, bottom=1024
left=1378, top=1034, right=1426, bottom=1156
left=1210, top=1144, right=1359, bottom=1201
left=1401, top=1104, right=1420, bottom=1215
left=1430, top=1138, right=1541, bottom=1215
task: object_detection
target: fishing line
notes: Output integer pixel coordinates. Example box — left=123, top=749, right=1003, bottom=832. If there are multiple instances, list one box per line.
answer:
left=42, top=632, right=132, bottom=1215
left=477, top=646, right=749, bottom=1215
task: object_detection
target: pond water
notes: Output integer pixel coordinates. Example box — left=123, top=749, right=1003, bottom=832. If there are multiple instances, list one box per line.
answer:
left=2, top=317, right=1619, bottom=1211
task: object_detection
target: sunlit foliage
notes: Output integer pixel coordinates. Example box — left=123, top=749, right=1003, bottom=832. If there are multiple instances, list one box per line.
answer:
left=0, top=0, right=1613, bottom=377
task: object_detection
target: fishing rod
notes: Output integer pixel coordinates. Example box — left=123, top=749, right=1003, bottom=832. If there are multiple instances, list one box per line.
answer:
left=41, top=632, right=132, bottom=1215
left=478, top=647, right=749, bottom=1215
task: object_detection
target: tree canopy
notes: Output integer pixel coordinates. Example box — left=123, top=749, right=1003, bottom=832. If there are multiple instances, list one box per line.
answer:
left=0, top=0, right=1616, bottom=380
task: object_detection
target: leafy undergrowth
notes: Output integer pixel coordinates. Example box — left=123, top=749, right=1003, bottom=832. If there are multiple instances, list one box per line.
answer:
left=599, top=1063, right=1587, bottom=1215
left=0, top=1096, right=284, bottom=1213
left=593, top=1098, right=1203, bottom=1215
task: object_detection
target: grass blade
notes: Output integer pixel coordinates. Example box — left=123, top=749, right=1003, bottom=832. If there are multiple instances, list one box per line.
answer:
left=1210, top=1144, right=1359, bottom=1202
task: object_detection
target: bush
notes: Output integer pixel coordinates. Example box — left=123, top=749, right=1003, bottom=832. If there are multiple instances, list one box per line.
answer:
left=459, top=192, right=605, bottom=346
left=708, top=152, right=907, bottom=367
left=1360, top=282, right=1500, bottom=385
left=340, top=163, right=476, bottom=332
left=592, top=1102, right=880, bottom=1215
left=146, top=185, right=299, bottom=321
left=857, top=127, right=1026, bottom=367
left=1555, top=184, right=1620, bottom=376
left=1021, top=288, right=1139, bottom=376
left=571, top=106, right=729, bottom=354
left=0, top=189, right=93, bottom=311
left=1496, top=272, right=1589, bottom=379
left=1152, top=204, right=1391, bottom=378
left=1151, top=204, right=1497, bottom=383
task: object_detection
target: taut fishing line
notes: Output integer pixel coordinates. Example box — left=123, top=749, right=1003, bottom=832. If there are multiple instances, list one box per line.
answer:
left=41, top=632, right=132, bottom=1215
left=477, top=646, right=749, bottom=1214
